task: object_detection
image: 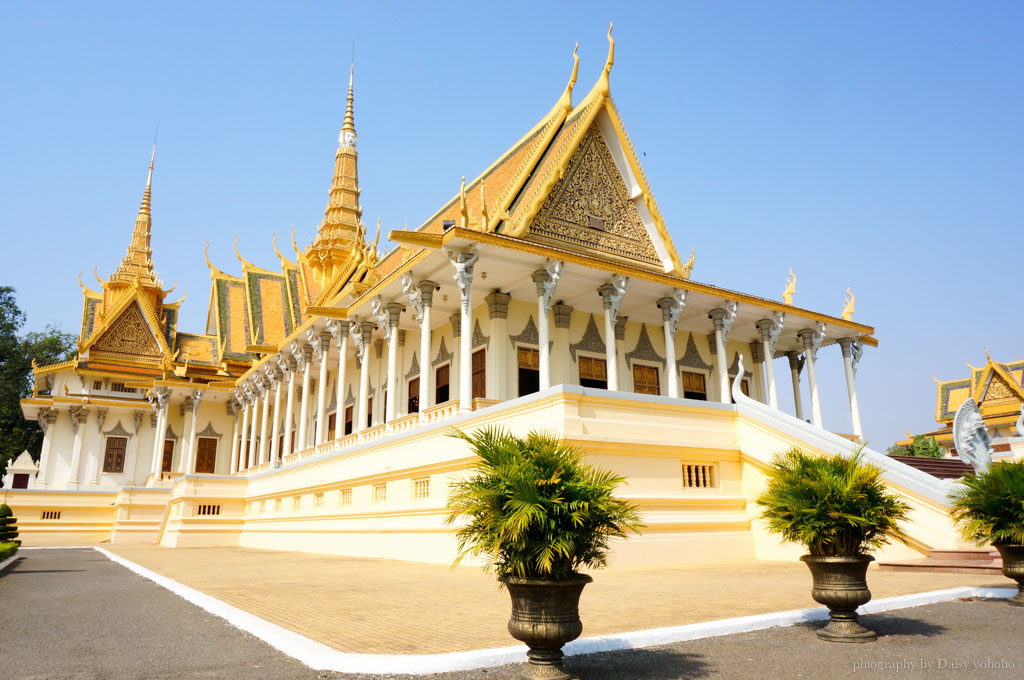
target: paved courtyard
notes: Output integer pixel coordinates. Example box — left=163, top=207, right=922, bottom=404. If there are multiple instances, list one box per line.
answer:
left=102, top=544, right=1011, bottom=655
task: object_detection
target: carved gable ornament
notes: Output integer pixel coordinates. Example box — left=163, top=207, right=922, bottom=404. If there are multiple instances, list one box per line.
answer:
left=92, top=302, right=162, bottom=360
left=528, top=124, right=660, bottom=268
left=983, top=374, right=1016, bottom=402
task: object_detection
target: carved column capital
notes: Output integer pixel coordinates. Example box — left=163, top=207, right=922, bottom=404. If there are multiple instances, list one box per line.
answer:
left=418, top=280, right=437, bottom=308
left=401, top=273, right=424, bottom=323
left=798, top=322, right=827, bottom=360
left=533, top=260, right=563, bottom=311
left=327, top=319, right=351, bottom=347
left=597, top=274, right=629, bottom=323
left=449, top=311, right=461, bottom=337
left=446, top=248, right=478, bottom=313
left=708, top=301, right=738, bottom=342
left=485, top=291, right=511, bottom=320
left=553, top=303, right=574, bottom=330
left=657, top=289, right=687, bottom=336
left=786, top=350, right=805, bottom=374
left=614, top=316, right=628, bottom=342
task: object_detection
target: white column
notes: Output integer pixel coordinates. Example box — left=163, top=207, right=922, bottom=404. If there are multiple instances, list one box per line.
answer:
left=786, top=351, right=805, bottom=421
left=418, top=282, right=435, bottom=413
left=657, top=290, right=686, bottom=398
left=597, top=275, right=628, bottom=391
left=798, top=324, right=826, bottom=428
left=257, top=377, right=272, bottom=463
left=838, top=338, right=864, bottom=438
left=312, top=330, right=331, bottom=445
left=282, top=353, right=297, bottom=458
left=297, top=343, right=312, bottom=450
left=67, top=407, right=87, bottom=486
left=247, top=382, right=260, bottom=468
left=229, top=396, right=241, bottom=474
left=756, top=313, right=785, bottom=410
left=353, top=321, right=373, bottom=432
left=268, top=364, right=283, bottom=466
left=329, top=320, right=350, bottom=439
left=149, top=389, right=169, bottom=478
left=485, top=291, right=510, bottom=398
left=129, top=411, right=146, bottom=484
left=448, top=248, right=478, bottom=410
left=533, top=261, right=563, bottom=391
left=708, top=302, right=738, bottom=404
left=35, top=409, right=58, bottom=488
left=552, top=303, right=573, bottom=386
left=90, top=409, right=108, bottom=485
left=185, top=391, right=202, bottom=473
left=238, top=392, right=251, bottom=471
left=385, top=303, right=403, bottom=423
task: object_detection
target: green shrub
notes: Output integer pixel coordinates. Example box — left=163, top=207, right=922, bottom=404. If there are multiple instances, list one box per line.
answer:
left=887, top=435, right=944, bottom=458
left=756, top=448, right=911, bottom=557
left=446, top=427, right=642, bottom=579
left=0, top=504, right=18, bottom=545
left=0, top=541, right=17, bottom=561
left=950, top=461, right=1024, bottom=545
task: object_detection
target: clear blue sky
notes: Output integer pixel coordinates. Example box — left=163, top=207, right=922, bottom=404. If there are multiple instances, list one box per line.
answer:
left=2, top=1, right=1021, bottom=448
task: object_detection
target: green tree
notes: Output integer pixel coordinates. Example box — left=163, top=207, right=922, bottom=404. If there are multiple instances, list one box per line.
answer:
left=0, top=287, right=77, bottom=480
left=887, top=435, right=944, bottom=458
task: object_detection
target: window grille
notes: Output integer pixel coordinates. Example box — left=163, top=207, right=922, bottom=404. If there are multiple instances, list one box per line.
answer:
left=413, top=478, right=430, bottom=501
left=340, top=488, right=352, bottom=506
left=111, top=382, right=136, bottom=394
left=41, top=510, right=61, bottom=520
left=682, top=463, right=716, bottom=489
left=292, top=495, right=301, bottom=511
left=372, top=483, right=387, bottom=504
left=313, top=492, right=324, bottom=510
left=92, top=381, right=103, bottom=390
left=274, top=498, right=282, bottom=512
left=197, top=504, right=221, bottom=516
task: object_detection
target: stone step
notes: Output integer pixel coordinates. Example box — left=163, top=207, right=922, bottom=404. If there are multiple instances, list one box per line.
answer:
left=878, top=557, right=1003, bottom=575
left=928, top=549, right=1000, bottom=561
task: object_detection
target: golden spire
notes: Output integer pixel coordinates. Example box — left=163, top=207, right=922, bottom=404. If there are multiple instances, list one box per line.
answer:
left=110, top=144, right=160, bottom=287
left=308, top=61, right=366, bottom=286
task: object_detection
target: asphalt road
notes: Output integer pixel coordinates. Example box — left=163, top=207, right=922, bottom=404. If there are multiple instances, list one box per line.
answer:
left=3, top=549, right=1023, bottom=679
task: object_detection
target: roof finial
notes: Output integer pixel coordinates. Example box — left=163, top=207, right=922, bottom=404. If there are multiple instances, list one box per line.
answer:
left=597, top=22, right=615, bottom=96
left=459, top=176, right=469, bottom=228
left=841, top=287, right=855, bottom=321
left=782, top=268, right=796, bottom=305
left=556, top=43, right=581, bottom=112
left=479, top=182, right=489, bottom=231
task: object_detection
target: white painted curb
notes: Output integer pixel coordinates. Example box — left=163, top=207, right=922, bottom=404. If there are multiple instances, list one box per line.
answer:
left=93, top=546, right=1018, bottom=675
left=0, top=553, right=20, bottom=574
left=20, top=545, right=94, bottom=550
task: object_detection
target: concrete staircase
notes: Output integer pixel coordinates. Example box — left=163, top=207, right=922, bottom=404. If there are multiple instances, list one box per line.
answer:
left=879, top=549, right=1003, bottom=575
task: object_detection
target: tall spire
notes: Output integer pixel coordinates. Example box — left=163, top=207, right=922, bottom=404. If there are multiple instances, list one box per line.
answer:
left=308, top=60, right=366, bottom=286
left=111, top=144, right=159, bottom=287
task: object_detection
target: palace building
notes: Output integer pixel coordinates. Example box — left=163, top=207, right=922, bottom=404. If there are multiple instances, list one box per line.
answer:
left=898, top=352, right=1024, bottom=458
left=5, top=30, right=969, bottom=565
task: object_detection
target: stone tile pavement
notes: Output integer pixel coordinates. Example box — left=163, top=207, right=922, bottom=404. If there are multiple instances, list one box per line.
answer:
left=103, top=545, right=1012, bottom=655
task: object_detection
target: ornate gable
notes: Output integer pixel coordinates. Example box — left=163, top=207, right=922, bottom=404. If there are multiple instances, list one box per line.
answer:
left=91, top=302, right=163, bottom=363
left=526, top=123, right=661, bottom=269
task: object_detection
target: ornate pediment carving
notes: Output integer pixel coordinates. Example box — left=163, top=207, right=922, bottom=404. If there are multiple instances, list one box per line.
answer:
left=92, top=302, right=162, bottom=360
left=529, top=124, right=660, bottom=267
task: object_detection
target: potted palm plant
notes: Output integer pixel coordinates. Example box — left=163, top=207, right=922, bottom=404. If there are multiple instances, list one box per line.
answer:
left=446, top=427, right=641, bottom=680
left=950, top=461, right=1024, bottom=606
left=756, top=448, right=910, bottom=642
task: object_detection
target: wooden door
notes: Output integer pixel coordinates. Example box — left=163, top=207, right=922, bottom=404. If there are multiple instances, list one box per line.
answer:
left=435, top=364, right=450, bottom=403
left=633, top=365, right=660, bottom=395
left=408, top=377, right=420, bottom=413
left=196, top=437, right=217, bottom=474
left=161, top=440, right=174, bottom=473
left=472, top=349, right=486, bottom=399
left=344, top=405, right=353, bottom=435
left=517, top=347, right=540, bottom=396
left=103, top=436, right=127, bottom=473
left=328, top=412, right=337, bottom=434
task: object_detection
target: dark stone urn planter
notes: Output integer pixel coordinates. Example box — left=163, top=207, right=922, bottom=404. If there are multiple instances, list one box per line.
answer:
left=801, top=555, right=876, bottom=642
left=499, top=574, right=593, bottom=680
left=993, top=544, right=1024, bottom=606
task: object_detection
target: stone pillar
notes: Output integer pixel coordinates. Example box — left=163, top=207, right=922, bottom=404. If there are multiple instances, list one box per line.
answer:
left=372, top=339, right=385, bottom=423
left=307, top=330, right=327, bottom=445
left=353, top=321, right=374, bottom=433
left=750, top=341, right=766, bottom=403
left=532, top=261, right=563, bottom=392
left=329, top=320, right=350, bottom=439
left=448, top=249, right=478, bottom=410
left=257, top=376, right=272, bottom=464
left=657, top=290, right=687, bottom=398
left=237, top=392, right=250, bottom=472
left=185, top=391, right=203, bottom=473
left=128, top=410, right=145, bottom=484
left=150, top=389, right=171, bottom=477
left=798, top=324, right=826, bottom=428
left=418, top=281, right=436, bottom=414
left=756, top=313, right=785, bottom=409
left=615, top=316, right=629, bottom=390
left=267, top=364, right=283, bottom=466
left=786, top=351, right=806, bottom=422
left=229, top=395, right=241, bottom=474
left=297, top=343, right=313, bottom=450
left=67, top=407, right=87, bottom=486
left=247, top=381, right=260, bottom=468
left=90, top=408, right=108, bottom=484
left=708, top=302, right=738, bottom=404
left=282, top=352, right=298, bottom=458
left=838, top=338, right=863, bottom=438
left=449, top=312, right=461, bottom=404
left=35, top=409, right=57, bottom=488
left=552, top=303, right=573, bottom=385
left=383, top=301, right=403, bottom=423
left=485, top=291, right=511, bottom=399
left=597, top=275, right=628, bottom=391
